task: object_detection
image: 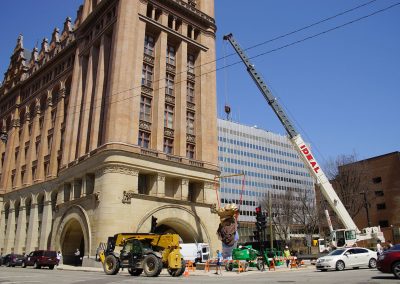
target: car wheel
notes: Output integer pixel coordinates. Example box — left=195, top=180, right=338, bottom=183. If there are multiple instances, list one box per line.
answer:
left=49, top=265, right=55, bottom=270
left=5, top=262, right=10, bottom=267
left=319, top=269, right=328, bottom=272
left=33, top=262, right=40, bottom=269
left=368, top=258, right=377, bottom=269
left=21, top=262, right=26, bottom=268
left=335, top=260, right=345, bottom=271
left=392, top=261, right=400, bottom=279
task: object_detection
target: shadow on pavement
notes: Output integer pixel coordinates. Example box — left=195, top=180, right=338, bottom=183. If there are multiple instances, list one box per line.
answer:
left=371, top=275, right=398, bottom=281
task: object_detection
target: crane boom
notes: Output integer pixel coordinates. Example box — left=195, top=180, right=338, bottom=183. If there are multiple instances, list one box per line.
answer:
left=223, top=33, right=359, bottom=232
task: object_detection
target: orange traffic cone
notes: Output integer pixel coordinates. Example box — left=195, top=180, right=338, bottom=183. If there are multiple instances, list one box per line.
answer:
left=184, top=268, right=189, bottom=277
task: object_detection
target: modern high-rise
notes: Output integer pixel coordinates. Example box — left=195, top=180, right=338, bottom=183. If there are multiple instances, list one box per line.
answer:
left=217, top=119, right=315, bottom=242
left=0, top=0, right=219, bottom=265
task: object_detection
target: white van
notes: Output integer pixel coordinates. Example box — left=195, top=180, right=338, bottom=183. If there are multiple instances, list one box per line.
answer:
left=180, top=243, right=210, bottom=263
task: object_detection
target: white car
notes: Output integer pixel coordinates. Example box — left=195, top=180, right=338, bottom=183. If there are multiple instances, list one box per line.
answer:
left=316, top=247, right=377, bottom=271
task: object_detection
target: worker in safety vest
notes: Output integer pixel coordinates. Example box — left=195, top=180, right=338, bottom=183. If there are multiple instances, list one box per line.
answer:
left=283, top=246, right=291, bottom=268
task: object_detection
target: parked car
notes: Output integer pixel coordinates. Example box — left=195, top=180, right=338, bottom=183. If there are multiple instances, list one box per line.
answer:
left=22, top=250, right=59, bottom=269
left=316, top=247, right=377, bottom=271
left=377, top=244, right=400, bottom=279
left=2, top=254, right=25, bottom=267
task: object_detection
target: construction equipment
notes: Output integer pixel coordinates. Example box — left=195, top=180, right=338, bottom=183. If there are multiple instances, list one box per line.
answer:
left=223, top=33, right=385, bottom=249
left=98, top=233, right=185, bottom=277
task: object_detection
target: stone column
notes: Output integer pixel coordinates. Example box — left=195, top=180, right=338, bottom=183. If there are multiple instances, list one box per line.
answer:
left=203, top=182, right=215, bottom=204
left=81, top=175, right=87, bottom=197
left=153, top=29, right=168, bottom=151
left=156, top=174, right=165, bottom=197
left=39, top=192, right=52, bottom=250
left=0, top=113, right=18, bottom=189
left=4, top=200, right=16, bottom=253
left=56, top=185, right=64, bottom=205
left=14, top=197, right=27, bottom=254
left=89, top=36, right=105, bottom=151
left=151, top=7, right=156, bottom=19
left=181, top=179, right=189, bottom=201
left=26, top=194, right=39, bottom=252
left=26, top=100, right=41, bottom=184
left=49, top=88, right=65, bottom=177
left=0, top=197, right=5, bottom=252
left=175, top=39, right=187, bottom=157
left=78, top=46, right=95, bottom=157
left=63, top=51, right=84, bottom=164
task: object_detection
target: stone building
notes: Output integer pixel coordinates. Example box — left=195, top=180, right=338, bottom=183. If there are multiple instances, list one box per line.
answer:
left=0, top=0, right=219, bottom=265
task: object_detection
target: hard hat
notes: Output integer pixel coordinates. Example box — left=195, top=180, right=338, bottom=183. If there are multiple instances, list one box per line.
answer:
left=285, top=246, right=288, bottom=249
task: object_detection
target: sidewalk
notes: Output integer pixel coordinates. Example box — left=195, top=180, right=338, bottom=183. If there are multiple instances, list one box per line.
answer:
left=57, top=263, right=316, bottom=277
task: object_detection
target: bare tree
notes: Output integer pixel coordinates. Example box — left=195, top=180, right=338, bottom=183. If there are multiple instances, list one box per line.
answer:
left=262, top=190, right=295, bottom=243
left=321, top=152, right=373, bottom=229
left=292, top=190, right=319, bottom=238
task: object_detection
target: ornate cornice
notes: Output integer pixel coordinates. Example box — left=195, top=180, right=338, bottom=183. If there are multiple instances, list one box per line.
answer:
left=96, top=165, right=139, bottom=178
left=139, top=120, right=152, bottom=131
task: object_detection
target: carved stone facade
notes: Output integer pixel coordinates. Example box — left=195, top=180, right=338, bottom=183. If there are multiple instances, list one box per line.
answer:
left=0, top=0, right=219, bottom=266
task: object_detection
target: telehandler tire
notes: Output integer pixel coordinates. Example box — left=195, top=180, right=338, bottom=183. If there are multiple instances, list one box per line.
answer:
left=168, top=259, right=186, bottom=277
left=143, top=254, right=162, bottom=277
left=128, top=268, right=143, bottom=276
left=103, top=255, right=120, bottom=275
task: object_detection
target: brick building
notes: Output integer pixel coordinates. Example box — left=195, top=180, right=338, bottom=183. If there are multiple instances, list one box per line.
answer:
left=0, top=0, right=220, bottom=265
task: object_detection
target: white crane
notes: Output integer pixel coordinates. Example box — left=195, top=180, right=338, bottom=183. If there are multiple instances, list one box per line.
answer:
left=223, top=33, right=384, bottom=249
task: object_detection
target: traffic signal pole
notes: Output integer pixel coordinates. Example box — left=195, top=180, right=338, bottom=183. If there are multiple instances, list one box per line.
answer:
left=268, top=191, right=273, bottom=250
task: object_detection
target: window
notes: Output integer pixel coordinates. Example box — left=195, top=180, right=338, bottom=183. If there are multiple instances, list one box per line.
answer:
left=51, top=110, right=57, bottom=128
left=138, top=131, right=150, bottom=148
left=164, top=104, right=174, bottom=128
left=144, top=34, right=155, bottom=56
left=165, top=74, right=174, bottom=96
left=187, top=54, right=195, bottom=73
left=186, top=111, right=195, bottom=134
left=32, top=166, right=37, bottom=181
left=47, top=135, right=53, bottom=153
left=166, top=45, right=175, bottom=66
left=379, top=220, right=389, bottom=227
left=187, top=81, right=195, bottom=102
left=374, top=190, right=384, bottom=197
left=163, top=138, right=173, bottom=154
left=39, top=116, right=44, bottom=129
left=372, top=177, right=382, bottom=184
left=377, top=203, right=386, bottom=210
left=186, top=143, right=195, bottom=159
left=141, top=64, right=153, bottom=88
left=140, top=96, right=152, bottom=122
left=35, top=141, right=41, bottom=157
left=44, top=162, right=50, bottom=176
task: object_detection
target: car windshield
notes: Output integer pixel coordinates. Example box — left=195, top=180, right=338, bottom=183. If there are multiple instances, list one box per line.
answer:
left=328, top=249, right=346, bottom=256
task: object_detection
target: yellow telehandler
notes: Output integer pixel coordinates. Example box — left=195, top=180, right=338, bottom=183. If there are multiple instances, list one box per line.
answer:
left=98, top=233, right=185, bottom=277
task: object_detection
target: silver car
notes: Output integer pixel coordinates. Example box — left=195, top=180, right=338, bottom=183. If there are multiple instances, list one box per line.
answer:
left=316, top=247, right=377, bottom=271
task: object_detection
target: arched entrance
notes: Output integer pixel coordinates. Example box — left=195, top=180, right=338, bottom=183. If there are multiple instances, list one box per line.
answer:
left=60, top=219, right=84, bottom=265
left=154, top=218, right=197, bottom=243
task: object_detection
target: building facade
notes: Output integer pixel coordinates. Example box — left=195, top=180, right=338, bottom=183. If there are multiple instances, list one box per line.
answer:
left=341, top=152, right=400, bottom=243
left=217, top=119, right=315, bottom=243
left=0, top=0, right=220, bottom=265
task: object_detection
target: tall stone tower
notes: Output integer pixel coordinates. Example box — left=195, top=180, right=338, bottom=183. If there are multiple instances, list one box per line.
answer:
left=0, top=0, right=219, bottom=265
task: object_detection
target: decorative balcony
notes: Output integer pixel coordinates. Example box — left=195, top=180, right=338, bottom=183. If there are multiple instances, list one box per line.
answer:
left=141, top=148, right=158, bottom=157
left=186, top=134, right=195, bottom=143
left=139, top=120, right=152, bottom=131
left=141, top=85, right=153, bottom=95
left=165, top=94, right=175, bottom=104
left=164, top=127, right=174, bottom=138
left=189, top=160, right=204, bottom=167
left=187, top=72, right=195, bottom=82
left=143, top=53, right=154, bottom=65
left=166, top=63, right=176, bottom=74
left=167, top=154, right=182, bottom=163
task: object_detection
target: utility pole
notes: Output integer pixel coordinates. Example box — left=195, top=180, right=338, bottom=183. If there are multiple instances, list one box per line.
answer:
left=268, top=191, right=273, bottom=250
left=360, top=191, right=371, bottom=227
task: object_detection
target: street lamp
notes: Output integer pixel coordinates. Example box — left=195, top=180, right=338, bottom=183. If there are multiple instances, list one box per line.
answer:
left=0, top=131, right=8, bottom=143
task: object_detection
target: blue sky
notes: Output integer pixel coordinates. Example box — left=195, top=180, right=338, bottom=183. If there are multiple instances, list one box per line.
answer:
left=1, top=1, right=399, bottom=164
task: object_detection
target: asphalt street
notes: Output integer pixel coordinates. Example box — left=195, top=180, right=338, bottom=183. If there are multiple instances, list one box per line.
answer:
left=0, top=266, right=398, bottom=284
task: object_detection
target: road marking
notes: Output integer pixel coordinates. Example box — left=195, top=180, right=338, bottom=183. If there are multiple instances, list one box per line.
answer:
left=71, top=278, right=105, bottom=283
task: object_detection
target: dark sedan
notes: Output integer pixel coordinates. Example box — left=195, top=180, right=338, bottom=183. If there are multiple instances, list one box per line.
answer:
left=2, top=254, right=25, bottom=267
left=377, top=244, right=400, bottom=279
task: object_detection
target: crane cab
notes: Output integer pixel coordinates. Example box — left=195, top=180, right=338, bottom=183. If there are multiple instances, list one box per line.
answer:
left=330, top=229, right=357, bottom=248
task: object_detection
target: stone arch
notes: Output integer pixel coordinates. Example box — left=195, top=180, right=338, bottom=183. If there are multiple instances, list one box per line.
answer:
left=53, top=205, right=91, bottom=265
left=136, top=205, right=211, bottom=245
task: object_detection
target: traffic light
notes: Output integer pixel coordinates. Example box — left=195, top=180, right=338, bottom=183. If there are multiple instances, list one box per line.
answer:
left=150, top=216, right=158, bottom=233
left=255, top=206, right=267, bottom=230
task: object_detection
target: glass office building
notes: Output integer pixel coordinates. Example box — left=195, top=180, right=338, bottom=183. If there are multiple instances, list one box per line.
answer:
left=217, top=119, right=315, bottom=242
